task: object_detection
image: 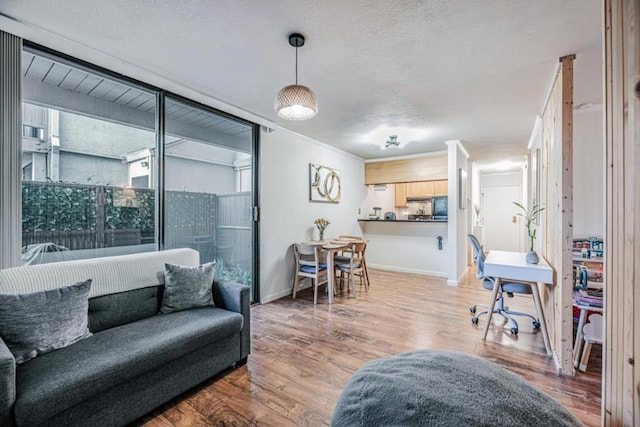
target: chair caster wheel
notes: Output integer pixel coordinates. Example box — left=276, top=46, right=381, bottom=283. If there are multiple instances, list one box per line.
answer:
left=471, top=317, right=479, bottom=325
left=470, top=306, right=477, bottom=314
left=510, top=327, right=518, bottom=335
left=533, top=321, right=541, bottom=329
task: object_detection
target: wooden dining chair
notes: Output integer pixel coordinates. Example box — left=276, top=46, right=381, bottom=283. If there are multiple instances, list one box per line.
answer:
left=335, top=242, right=368, bottom=297
left=336, top=235, right=370, bottom=287
left=292, top=243, right=329, bottom=304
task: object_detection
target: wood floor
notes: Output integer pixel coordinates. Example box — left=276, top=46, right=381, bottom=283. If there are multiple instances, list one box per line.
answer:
left=135, top=268, right=602, bottom=427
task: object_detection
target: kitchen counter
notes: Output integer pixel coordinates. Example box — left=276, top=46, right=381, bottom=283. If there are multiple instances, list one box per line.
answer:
left=358, top=219, right=448, bottom=223
left=357, top=217, right=449, bottom=277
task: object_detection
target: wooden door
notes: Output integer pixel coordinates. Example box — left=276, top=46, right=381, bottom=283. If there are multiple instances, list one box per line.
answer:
left=394, top=183, right=407, bottom=207
left=480, top=185, right=521, bottom=251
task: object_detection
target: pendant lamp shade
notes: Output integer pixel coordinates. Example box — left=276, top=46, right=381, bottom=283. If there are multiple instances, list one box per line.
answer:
left=275, top=33, right=318, bottom=120
left=275, top=84, right=318, bottom=120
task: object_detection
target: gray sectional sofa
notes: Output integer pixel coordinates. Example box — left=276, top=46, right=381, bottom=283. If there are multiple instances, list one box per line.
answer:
left=0, top=248, right=250, bottom=427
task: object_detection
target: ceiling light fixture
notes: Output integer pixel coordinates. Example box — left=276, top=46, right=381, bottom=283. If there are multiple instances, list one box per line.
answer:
left=384, top=135, right=400, bottom=149
left=274, top=33, right=318, bottom=121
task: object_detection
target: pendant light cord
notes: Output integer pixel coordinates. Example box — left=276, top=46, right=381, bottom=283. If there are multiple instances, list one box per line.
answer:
left=295, top=46, right=298, bottom=85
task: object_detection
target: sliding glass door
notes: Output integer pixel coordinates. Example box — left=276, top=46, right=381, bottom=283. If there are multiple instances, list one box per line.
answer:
left=163, top=96, right=257, bottom=301
left=15, top=44, right=259, bottom=302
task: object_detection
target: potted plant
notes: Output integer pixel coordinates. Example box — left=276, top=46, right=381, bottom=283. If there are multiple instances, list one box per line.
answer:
left=513, top=202, right=545, bottom=264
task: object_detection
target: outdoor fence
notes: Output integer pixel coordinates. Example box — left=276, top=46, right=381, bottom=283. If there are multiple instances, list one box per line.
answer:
left=21, top=182, right=252, bottom=285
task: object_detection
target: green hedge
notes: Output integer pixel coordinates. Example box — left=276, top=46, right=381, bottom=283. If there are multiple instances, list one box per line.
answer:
left=22, top=183, right=155, bottom=232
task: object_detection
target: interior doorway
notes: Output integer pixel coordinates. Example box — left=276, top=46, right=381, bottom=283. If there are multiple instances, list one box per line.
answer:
left=480, top=184, right=522, bottom=251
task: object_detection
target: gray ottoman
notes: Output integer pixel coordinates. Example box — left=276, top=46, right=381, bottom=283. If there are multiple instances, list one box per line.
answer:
left=331, top=350, right=582, bottom=427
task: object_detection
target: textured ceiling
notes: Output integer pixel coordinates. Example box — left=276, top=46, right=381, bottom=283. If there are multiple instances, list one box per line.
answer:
left=0, top=0, right=602, bottom=163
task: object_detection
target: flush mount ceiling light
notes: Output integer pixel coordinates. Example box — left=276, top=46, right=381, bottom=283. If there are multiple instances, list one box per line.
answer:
left=384, top=135, right=400, bottom=149
left=274, top=33, right=318, bottom=121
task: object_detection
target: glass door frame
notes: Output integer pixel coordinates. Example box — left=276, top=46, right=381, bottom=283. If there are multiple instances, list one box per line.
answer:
left=157, top=91, right=260, bottom=304
left=23, top=40, right=261, bottom=304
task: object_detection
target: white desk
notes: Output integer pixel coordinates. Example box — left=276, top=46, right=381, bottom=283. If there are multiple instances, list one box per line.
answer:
left=483, top=250, right=554, bottom=355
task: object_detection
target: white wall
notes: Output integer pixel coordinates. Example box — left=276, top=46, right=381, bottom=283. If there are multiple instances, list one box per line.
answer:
left=165, top=157, right=235, bottom=194
left=259, top=128, right=365, bottom=303
left=446, top=140, right=469, bottom=284
left=573, top=107, right=604, bottom=238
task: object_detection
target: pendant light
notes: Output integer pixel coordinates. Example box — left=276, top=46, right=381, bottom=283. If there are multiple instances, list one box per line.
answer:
left=275, top=33, right=318, bottom=120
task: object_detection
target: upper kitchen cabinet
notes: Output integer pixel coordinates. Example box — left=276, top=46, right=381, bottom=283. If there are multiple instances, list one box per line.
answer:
left=365, top=155, right=447, bottom=184
left=407, top=181, right=435, bottom=198
left=395, top=183, right=408, bottom=207
left=434, top=180, right=448, bottom=196
left=396, top=180, right=448, bottom=206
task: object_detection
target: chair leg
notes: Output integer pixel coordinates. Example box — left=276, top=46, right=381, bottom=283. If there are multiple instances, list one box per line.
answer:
left=349, top=273, right=356, bottom=298
left=292, top=273, right=299, bottom=299
left=313, top=279, right=318, bottom=304
left=579, top=341, right=593, bottom=372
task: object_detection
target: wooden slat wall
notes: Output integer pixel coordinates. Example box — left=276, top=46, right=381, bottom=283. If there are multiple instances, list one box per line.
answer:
left=603, top=0, right=639, bottom=425
left=541, top=55, right=575, bottom=375
left=364, top=155, right=447, bottom=184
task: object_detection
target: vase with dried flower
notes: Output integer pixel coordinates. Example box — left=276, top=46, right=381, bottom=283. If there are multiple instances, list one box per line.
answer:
left=314, top=217, right=330, bottom=241
left=513, top=202, right=545, bottom=264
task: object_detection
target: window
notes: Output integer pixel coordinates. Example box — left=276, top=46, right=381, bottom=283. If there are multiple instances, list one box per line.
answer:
left=21, top=48, right=156, bottom=264
left=15, top=44, right=259, bottom=303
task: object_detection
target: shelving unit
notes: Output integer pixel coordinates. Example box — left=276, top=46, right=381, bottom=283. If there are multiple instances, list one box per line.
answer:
left=572, top=238, right=604, bottom=289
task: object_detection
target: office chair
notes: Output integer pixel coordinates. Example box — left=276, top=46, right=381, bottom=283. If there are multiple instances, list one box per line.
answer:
left=467, top=234, right=541, bottom=335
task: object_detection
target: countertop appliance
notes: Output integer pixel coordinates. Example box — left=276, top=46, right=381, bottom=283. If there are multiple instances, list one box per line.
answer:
left=384, top=212, right=396, bottom=220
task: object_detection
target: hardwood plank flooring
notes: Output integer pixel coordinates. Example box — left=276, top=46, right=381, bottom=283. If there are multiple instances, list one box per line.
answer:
left=134, top=268, right=602, bottom=426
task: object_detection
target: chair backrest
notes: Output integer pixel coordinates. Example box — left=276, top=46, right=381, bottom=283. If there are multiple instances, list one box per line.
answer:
left=467, top=234, right=485, bottom=278
left=294, top=243, right=321, bottom=268
left=342, top=242, right=366, bottom=267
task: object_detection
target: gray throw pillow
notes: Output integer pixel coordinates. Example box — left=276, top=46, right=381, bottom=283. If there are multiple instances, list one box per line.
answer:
left=160, top=262, right=216, bottom=314
left=0, top=279, right=93, bottom=364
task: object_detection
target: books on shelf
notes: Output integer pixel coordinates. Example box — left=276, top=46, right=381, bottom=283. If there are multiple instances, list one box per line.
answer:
left=573, top=289, right=603, bottom=307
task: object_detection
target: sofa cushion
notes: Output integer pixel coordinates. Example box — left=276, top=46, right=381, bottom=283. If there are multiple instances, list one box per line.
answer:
left=14, top=306, right=243, bottom=426
left=89, top=286, right=162, bottom=332
left=0, top=280, right=93, bottom=364
left=160, top=262, right=215, bottom=313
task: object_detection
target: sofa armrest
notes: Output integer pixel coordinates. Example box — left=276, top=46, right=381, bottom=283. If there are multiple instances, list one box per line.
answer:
left=212, top=280, right=250, bottom=361
left=0, top=337, right=15, bottom=426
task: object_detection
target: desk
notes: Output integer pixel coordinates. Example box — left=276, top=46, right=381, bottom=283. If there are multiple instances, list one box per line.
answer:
left=483, top=250, right=554, bottom=355
left=301, top=240, right=348, bottom=304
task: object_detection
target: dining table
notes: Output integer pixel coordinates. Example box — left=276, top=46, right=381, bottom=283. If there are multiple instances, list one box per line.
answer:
left=301, top=237, right=364, bottom=304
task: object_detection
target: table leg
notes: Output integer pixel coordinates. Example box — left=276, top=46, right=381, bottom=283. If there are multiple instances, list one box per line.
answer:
left=482, top=278, right=501, bottom=340
left=326, top=249, right=334, bottom=304
left=531, top=282, right=552, bottom=355
left=573, top=308, right=587, bottom=367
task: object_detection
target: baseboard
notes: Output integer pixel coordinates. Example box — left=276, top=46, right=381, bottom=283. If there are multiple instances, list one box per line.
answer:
left=447, top=279, right=458, bottom=286
left=261, top=287, right=293, bottom=304
left=366, top=263, right=448, bottom=278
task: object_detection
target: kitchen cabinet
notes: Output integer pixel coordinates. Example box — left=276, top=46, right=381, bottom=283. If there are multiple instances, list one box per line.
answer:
left=395, top=180, right=448, bottom=205
left=434, top=180, right=448, bottom=196
left=395, top=183, right=408, bottom=207
left=407, top=181, right=435, bottom=198
left=365, top=155, right=448, bottom=184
